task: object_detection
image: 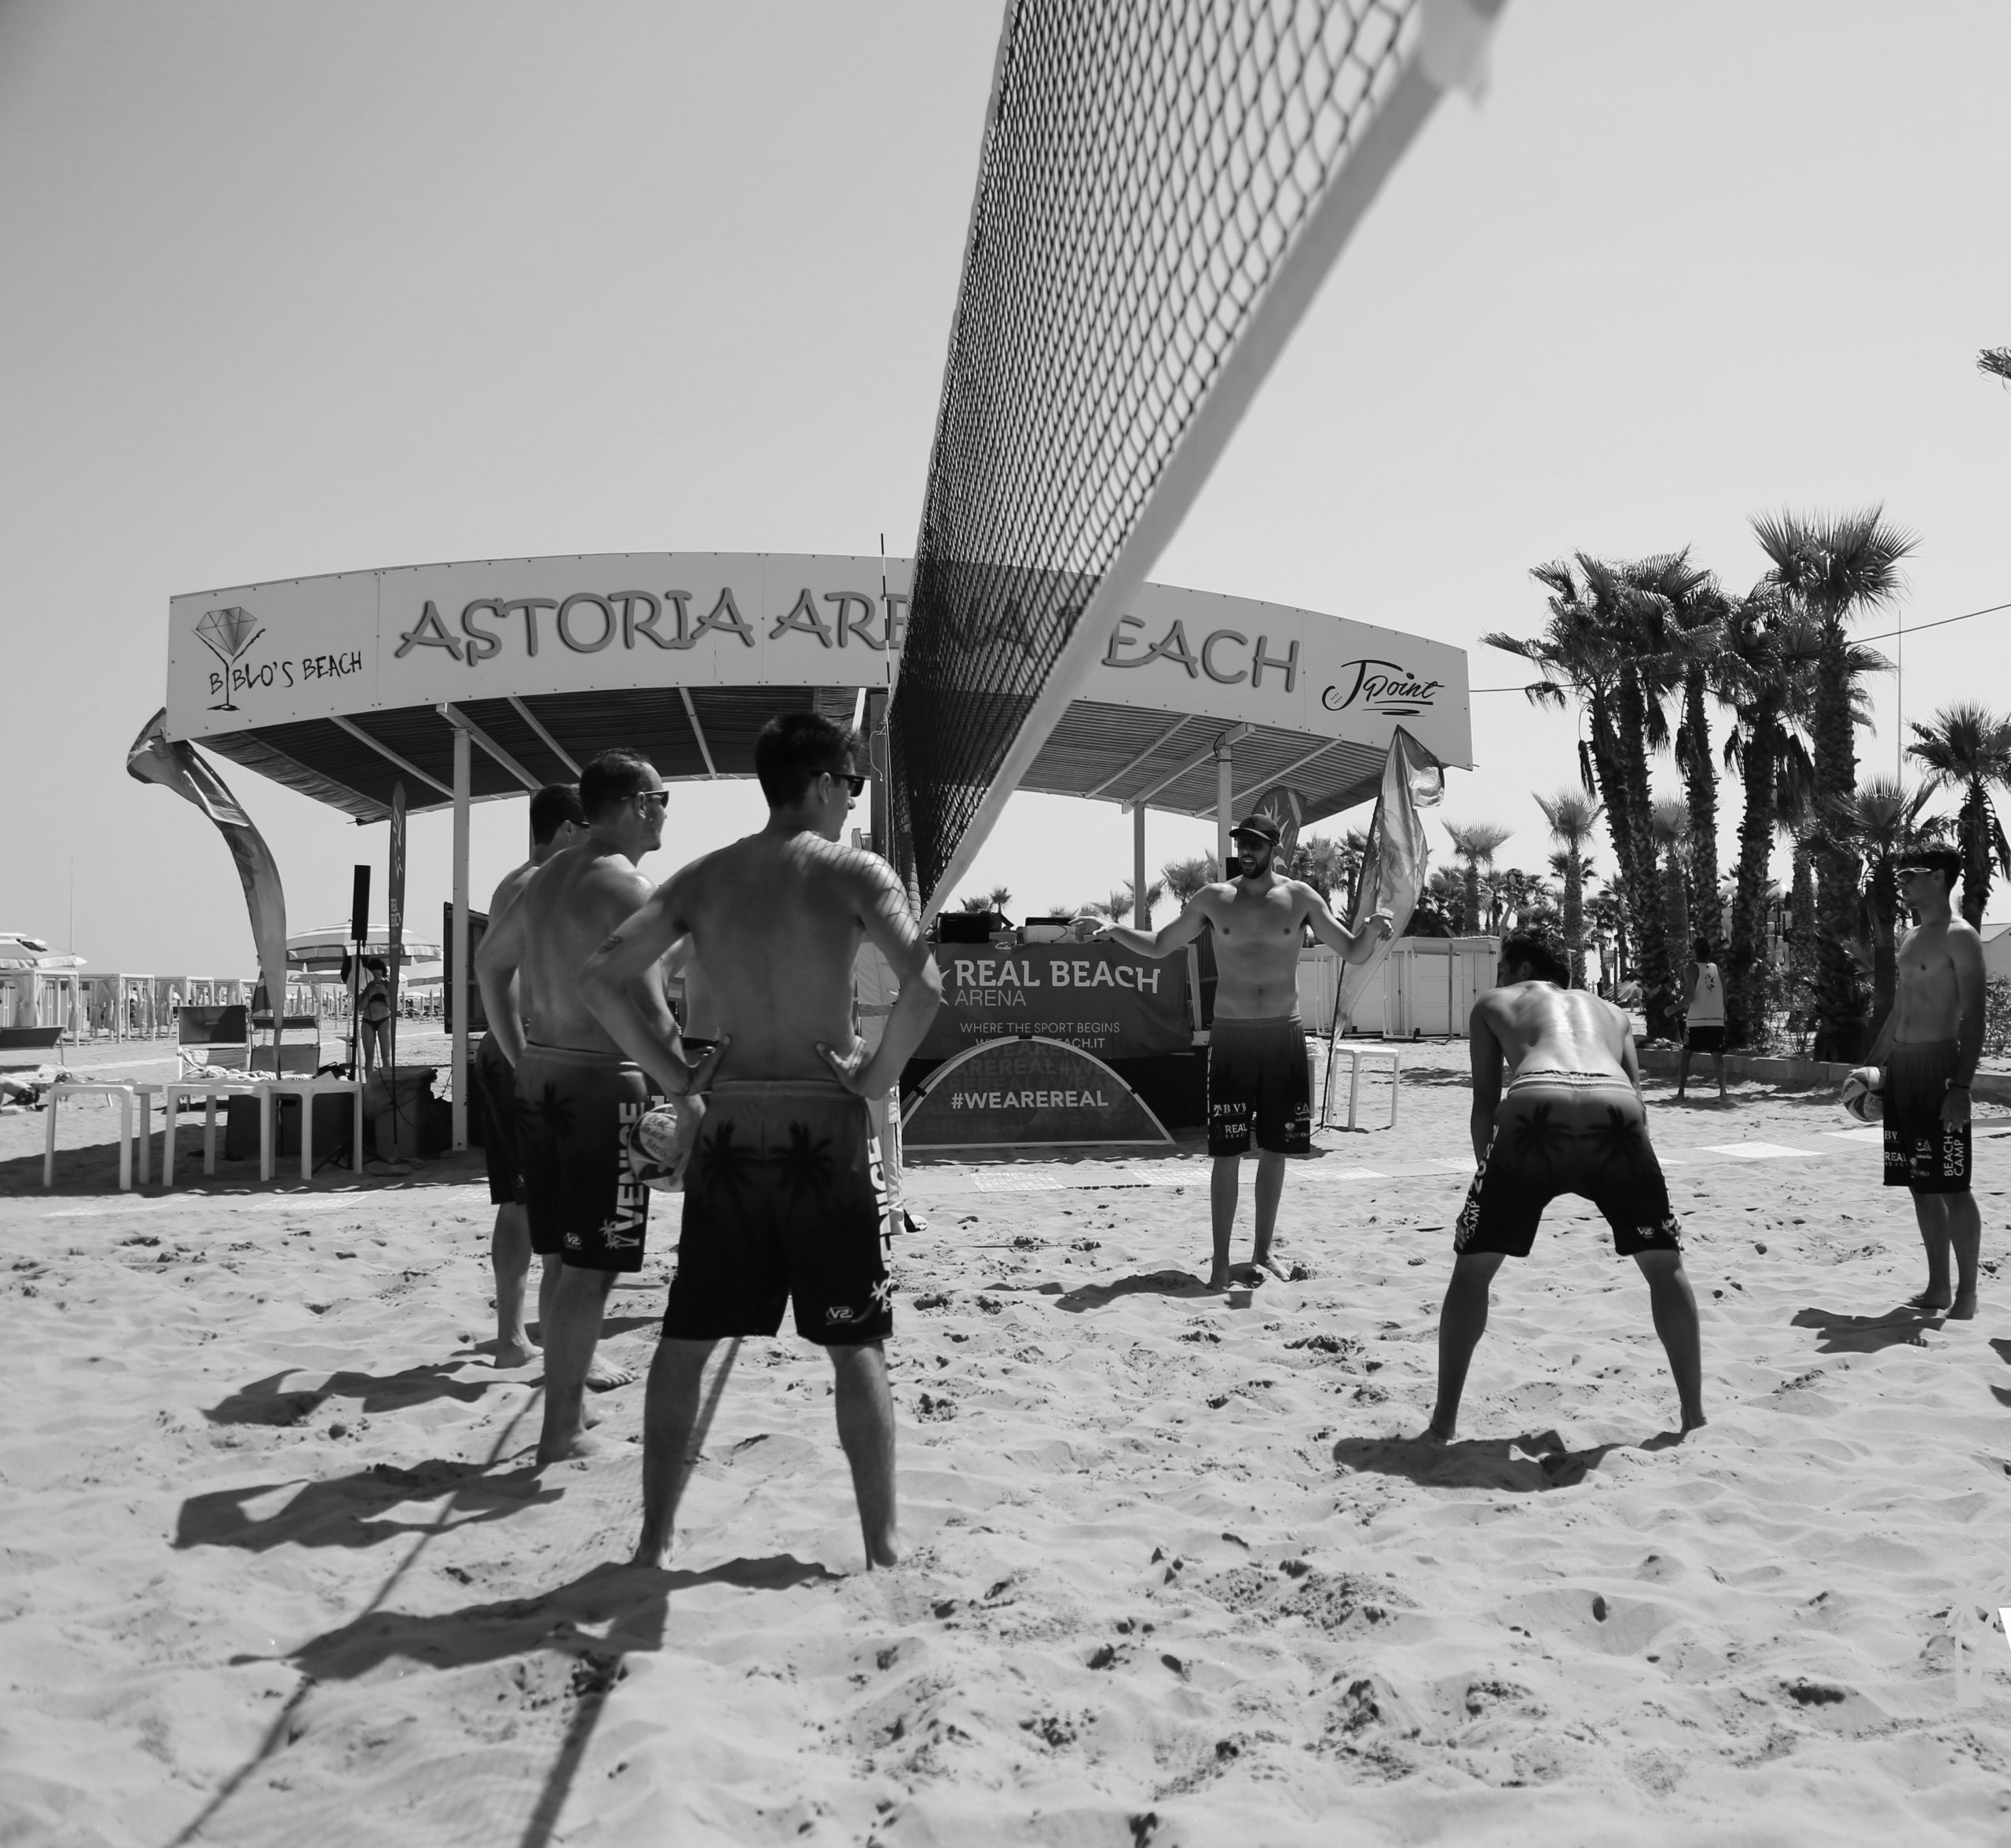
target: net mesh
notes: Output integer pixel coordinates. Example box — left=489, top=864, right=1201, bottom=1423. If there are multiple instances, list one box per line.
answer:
left=890, top=0, right=1423, bottom=907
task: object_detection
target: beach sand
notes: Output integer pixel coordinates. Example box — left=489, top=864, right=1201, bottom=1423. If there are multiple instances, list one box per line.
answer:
left=3, top=1043, right=2009, bottom=1845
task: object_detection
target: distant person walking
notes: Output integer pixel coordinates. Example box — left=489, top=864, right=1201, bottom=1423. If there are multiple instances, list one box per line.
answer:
left=1097, top=813, right=1391, bottom=1290
left=1676, top=935, right=1727, bottom=1101
left=471, top=782, right=587, bottom=1370
left=1854, top=847, right=1986, bottom=1318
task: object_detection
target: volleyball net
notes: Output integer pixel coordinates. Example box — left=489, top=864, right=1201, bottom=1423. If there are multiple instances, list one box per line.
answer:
left=888, top=0, right=1504, bottom=915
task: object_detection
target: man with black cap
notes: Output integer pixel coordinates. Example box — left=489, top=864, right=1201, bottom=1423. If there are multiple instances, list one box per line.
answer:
left=1099, top=813, right=1392, bottom=1289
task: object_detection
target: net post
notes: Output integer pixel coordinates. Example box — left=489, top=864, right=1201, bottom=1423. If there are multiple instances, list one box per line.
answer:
left=1133, top=801, right=1148, bottom=929
left=449, top=720, right=471, bottom=1153
left=1216, top=741, right=1234, bottom=875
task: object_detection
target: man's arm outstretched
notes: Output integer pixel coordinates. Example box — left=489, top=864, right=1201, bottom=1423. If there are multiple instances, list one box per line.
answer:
left=1098, top=889, right=1215, bottom=959
left=1301, top=882, right=1394, bottom=964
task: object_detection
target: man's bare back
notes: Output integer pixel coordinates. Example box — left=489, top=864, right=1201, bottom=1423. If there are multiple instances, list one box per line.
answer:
left=502, top=846, right=654, bottom=1058
left=657, top=833, right=886, bottom=1082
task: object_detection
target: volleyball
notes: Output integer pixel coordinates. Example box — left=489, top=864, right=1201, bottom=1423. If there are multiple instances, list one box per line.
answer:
left=1839, top=1066, right=1883, bottom=1124
left=628, top=1094, right=702, bottom=1190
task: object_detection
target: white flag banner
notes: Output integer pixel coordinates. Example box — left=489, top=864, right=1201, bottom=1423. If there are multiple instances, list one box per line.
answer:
left=1332, top=726, right=1441, bottom=1037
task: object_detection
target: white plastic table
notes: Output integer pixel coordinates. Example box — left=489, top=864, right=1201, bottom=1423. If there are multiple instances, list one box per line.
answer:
left=1328, top=1044, right=1401, bottom=1131
left=42, top=1082, right=137, bottom=1191
left=257, top=1076, right=365, bottom=1182
left=160, top=1080, right=270, bottom=1187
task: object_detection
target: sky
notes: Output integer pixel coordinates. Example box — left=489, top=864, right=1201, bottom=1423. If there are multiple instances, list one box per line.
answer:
left=2, top=1, right=2008, bottom=972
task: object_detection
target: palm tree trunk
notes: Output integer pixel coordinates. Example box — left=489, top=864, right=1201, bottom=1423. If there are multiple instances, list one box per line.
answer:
left=1867, top=852, right=1899, bottom=1046
left=1810, top=625, right=1867, bottom=1061
left=1563, top=854, right=1584, bottom=988
left=1681, top=666, right=1720, bottom=940
left=1614, top=666, right=1676, bottom=1037
left=1726, top=699, right=1778, bottom=1047
left=1789, top=838, right=1817, bottom=1041
left=1463, top=864, right=1480, bottom=935
left=1962, top=783, right=1992, bottom=928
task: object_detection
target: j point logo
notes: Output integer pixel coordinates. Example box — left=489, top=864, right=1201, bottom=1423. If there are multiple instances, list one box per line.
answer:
left=1322, top=658, right=1444, bottom=717
left=195, top=606, right=265, bottom=712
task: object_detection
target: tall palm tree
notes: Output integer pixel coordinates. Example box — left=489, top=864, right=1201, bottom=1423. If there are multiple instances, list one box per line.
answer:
left=1112, top=877, right=1167, bottom=926
left=1716, top=586, right=1825, bottom=1042
left=1536, top=790, right=1603, bottom=987
left=1750, top=506, right=1916, bottom=1060
left=1444, top=820, right=1512, bottom=936
left=1824, top=775, right=1939, bottom=1043
left=1907, top=702, right=2011, bottom=927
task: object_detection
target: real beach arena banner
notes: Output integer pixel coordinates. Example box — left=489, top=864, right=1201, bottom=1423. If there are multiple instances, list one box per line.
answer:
left=912, top=942, right=1191, bottom=1064
left=902, top=1036, right=1172, bottom=1149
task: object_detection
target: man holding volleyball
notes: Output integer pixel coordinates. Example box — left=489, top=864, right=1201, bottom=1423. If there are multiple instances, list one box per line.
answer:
left=1850, top=846, right=1986, bottom=1318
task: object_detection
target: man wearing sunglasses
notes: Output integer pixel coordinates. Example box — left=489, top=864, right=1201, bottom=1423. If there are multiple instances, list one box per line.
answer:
left=1852, top=846, right=1986, bottom=1318
left=478, top=748, right=724, bottom=1466
left=583, top=711, right=942, bottom=1571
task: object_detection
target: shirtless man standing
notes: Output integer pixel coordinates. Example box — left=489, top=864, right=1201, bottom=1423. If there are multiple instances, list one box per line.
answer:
left=475, top=750, right=712, bottom=1465
left=581, top=713, right=942, bottom=1570
left=473, top=782, right=585, bottom=1368
left=1099, top=813, right=1391, bottom=1289
left=1430, top=930, right=1704, bottom=1440
left=1852, top=846, right=1985, bottom=1318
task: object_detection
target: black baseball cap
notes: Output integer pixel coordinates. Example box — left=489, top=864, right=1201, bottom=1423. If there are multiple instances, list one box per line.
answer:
left=1229, top=815, right=1280, bottom=848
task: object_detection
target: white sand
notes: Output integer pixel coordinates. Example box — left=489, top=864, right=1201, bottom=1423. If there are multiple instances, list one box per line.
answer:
left=3, top=1049, right=2010, bottom=1845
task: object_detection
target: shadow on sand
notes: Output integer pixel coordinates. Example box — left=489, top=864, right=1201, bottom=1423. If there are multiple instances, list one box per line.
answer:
left=1054, top=1267, right=1208, bottom=1313
left=176, top=1454, right=561, bottom=1552
left=1790, top=1304, right=1940, bottom=1355
left=1332, top=1425, right=1685, bottom=1492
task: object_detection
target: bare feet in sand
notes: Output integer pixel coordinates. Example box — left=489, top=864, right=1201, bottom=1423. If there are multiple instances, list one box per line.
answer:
left=586, top=1359, right=637, bottom=1390
left=536, top=1428, right=613, bottom=1467
left=494, top=1338, right=539, bottom=1370
left=1251, top=1252, right=1288, bottom=1284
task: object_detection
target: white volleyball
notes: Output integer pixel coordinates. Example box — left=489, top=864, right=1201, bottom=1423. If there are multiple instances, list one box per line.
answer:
left=1839, top=1067, right=1883, bottom=1124
left=628, top=1094, right=702, bottom=1190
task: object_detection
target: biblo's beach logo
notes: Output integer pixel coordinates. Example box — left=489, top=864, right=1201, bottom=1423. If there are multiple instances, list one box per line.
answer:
left=195, top=606, right=265, bottom=711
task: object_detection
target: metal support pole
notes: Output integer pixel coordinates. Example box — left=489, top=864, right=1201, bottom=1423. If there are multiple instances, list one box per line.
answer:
left=1216, top=745, right=1234, bottom=874
left=451, top=723, right=471, bottom=1151
left=1133, top=800, right=1149, bottom=928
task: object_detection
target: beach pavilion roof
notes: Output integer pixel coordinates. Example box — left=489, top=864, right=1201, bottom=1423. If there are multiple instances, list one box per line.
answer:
left=159, top=552, right=1471, bottom=833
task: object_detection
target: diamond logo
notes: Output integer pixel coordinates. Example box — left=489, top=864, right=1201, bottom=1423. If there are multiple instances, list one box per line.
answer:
left=195, top=605, right=265, bottom=711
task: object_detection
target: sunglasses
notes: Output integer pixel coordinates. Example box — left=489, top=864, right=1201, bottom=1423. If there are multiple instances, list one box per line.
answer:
left=828, top=771, right=867, bottom=798
left=637, top=790, right=671, bottom=810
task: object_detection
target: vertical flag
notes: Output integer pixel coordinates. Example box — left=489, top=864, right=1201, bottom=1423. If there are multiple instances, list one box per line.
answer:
left=125, top=709, right=289, bottom=1058
left=387, top=781, right=407, bottom=1077
left=1332, top=726, right=1442, bottom=1040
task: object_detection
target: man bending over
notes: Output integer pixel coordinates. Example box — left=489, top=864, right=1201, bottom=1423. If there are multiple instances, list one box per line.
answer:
left=473, top=781, right=585, bottom=1368
left=1430, top=930, right=1705, bottom=1440
left=1855, top=846, right=1986, bottom=1318
left=476, top=750, right=707, bottom=1465
left=1100, top=813, right=1390, bottom=1289
left=582, top=713, right=941, bottom=1571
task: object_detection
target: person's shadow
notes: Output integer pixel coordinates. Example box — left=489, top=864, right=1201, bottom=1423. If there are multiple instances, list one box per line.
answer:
left=1055, top=1268, right=1212, bottom=1312
left=1790, top=1304, right=1941, bottom=1355
left=203, top=1363, right=502, bottom=1425
left=1332, top=1427, right=1665, bottom=1491
left=175, top=1455, right=559, bottom=1553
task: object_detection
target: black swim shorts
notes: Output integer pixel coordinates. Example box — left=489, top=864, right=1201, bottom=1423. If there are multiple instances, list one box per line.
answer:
left=515, top=1042, right=656, bottom=1270
left=1685, top=1024, right=1725, bottom=1056
left=1453, top=1071, right=1682, bottom=1259
left=1207, top=1014, right=1312, bottom=1157
left=663, top=1080, right=893, bottom=1346
left=474, top=1032, right=523, bottom=1209
left=1883, top=1040, right=1971, bottom=1194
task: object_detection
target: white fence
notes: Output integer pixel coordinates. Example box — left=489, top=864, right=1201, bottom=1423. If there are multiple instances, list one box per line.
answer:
left=1298, top=937, right=1499, bottom=1039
